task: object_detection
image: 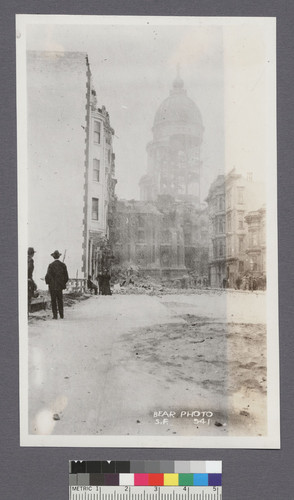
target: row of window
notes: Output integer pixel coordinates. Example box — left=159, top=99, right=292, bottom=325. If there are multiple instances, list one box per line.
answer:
left=138, top=230, right=256, bottom=251
left=133, top=245, right=183, bottom=267
left=215, top=229, right=261, bottom=248
left=212, top=232, right=261, bottom=259
left=211, top=187, right=245, bottom=211
left=227, top=213, right=244, bottom=231
left=249, top=231, right=259, bottom=247
left=212, top=213, right=244, bottom=234
left=212, top=195, right=225, bottom=211
left=136, top=229, right=192, bottom=245
left=226, top=186, right=244, bottom=208
left=93, top=156, right=112, bottom=182
left=213, top=239, right=225, bottom=258
left=213, top=217, right=225, bottom=234
left=93, top=120, right=112, bottom=161
left=137, top=230, right=173, bottom=244
left=212, top=235, right=245, bottom=258
left=227, top=235, right=245, bottom=255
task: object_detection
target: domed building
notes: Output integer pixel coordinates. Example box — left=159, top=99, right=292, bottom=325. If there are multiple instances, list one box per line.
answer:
left=112, top=75, right=209, bottom=280
left=140, top=75, right=204, bottom=207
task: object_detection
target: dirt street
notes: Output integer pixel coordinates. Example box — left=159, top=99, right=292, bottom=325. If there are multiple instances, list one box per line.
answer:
left=28, top=290, right=266, bottom=437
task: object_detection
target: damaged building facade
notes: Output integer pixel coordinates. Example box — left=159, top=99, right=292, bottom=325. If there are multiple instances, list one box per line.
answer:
left=27, top=51, right=116, bottom=287
left=111, top=75, right=208, bottom=278
left=245, top=206, right=266, bottom=277
left=206, top=169, right=266, bottom=288
left=86, top=90, right=117, bottom=279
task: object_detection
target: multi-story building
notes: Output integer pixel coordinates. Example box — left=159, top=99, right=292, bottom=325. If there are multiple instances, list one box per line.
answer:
left=27, top=51, right=116, bottom=287
left=112, top=199, right=164, bottom=274
left=206, top=169, right=265, bottom=287
left=206, top=175, right=226, bottom=287
left=86, top=90, right=117, bottom=279
left=139, top=73, right=204, bottom=207
left=245, top=206, right=266, bottom=276
left=112, top=74, right=208, bottom=279
left=112, top=197, right=208, bottom=278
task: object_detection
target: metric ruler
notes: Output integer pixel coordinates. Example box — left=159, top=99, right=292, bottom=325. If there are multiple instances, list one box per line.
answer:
left=69, top=486, right=222, bottom=500
left=69, top=461, right=222, bottom=500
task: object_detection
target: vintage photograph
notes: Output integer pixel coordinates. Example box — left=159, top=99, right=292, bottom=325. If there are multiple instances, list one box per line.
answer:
left=17, top=15, right=279, bottom=447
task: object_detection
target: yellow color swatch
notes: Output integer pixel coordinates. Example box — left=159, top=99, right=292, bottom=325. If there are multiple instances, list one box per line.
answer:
left=164, top=474, right=179, bottom=486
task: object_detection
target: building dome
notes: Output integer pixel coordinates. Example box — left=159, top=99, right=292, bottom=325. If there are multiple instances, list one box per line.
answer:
left=153, top=77, right=203, bottom=130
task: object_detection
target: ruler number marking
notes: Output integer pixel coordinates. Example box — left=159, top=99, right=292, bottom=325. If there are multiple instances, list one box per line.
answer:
left=70, top=486, right=222, bottom=500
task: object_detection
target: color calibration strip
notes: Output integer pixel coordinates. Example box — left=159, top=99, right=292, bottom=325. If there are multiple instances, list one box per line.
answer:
left=69, top=461, right=222, bottom=487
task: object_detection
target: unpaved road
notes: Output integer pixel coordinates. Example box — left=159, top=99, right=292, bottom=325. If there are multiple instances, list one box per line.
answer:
left=28, top=291, right=267, bottom=437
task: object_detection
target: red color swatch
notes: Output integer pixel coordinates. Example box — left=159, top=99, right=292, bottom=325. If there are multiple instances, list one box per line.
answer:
left=148, top=474, right=164, bottom=486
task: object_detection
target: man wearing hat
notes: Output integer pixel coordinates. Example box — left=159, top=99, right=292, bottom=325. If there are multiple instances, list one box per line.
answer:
left=45, top=250, right=69, bottom=319
left=28, top=247, right=37, bottom=314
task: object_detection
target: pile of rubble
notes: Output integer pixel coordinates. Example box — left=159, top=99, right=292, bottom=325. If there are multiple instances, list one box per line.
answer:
left=111, top=274, right=210, bottom=296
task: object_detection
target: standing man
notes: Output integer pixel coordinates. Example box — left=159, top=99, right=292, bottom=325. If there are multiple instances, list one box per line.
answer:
left=97, top=272, right=103, bottom=295
left=28, top=247, right=37, bottom=315
left=45, top=250, right=69, bottom=319
left=102, top=268, right=112, bottom=295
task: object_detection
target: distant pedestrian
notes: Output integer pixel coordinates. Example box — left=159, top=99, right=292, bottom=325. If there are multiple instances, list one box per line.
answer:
left=235, top=275, right=242, bottom=290
left=102, top=268, right=112, bottom=295
left=87, top=275, right=98, bottom=295
left=241, top=276, right=246, bottom=290
left=28, top=247, right=35, bottom=281
left=45, top=250, right=69, bottom=319
left=28, top=247, right=38, bottom=314
left=249, top=275, right=253, bottom=292
left=97, top=272, right=103, bottom=294
left=263, top=275, right=267, bottom=290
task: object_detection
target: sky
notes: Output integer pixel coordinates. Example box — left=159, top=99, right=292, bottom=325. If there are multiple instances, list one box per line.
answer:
left=26, top=21, right=225, bottom=201
left=25, top=17, right=273, bottom=201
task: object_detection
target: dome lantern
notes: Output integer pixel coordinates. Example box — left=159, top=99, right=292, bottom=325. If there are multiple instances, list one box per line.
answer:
left=171, top=64, right=185, bottom=93
left=152, top=74, right=203, bottom=141
left=172, top=75, right=184, bottom=92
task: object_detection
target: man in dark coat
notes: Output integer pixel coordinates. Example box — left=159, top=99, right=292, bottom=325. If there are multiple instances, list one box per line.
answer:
left=97, top=272, right=103, bottom=295
left=28, top=247, right=37, bottom=314
left=102, top=269, right=112, bottom=296
left=45, top=250, right=69, bottom=319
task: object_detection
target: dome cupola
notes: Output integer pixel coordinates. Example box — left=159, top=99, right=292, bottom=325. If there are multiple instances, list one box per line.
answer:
left=141, top=71, right=204, bottom=207
left=152, top=73, right=203, bottom=141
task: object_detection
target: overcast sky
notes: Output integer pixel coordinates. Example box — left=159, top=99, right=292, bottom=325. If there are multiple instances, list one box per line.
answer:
left=26, top=18, right=272, bottom=201
left=26, top=22, right=225, bottom=201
